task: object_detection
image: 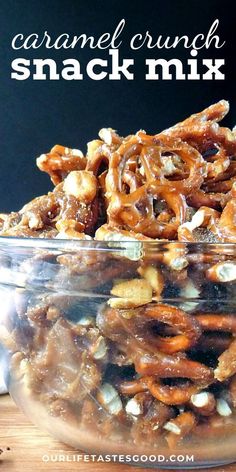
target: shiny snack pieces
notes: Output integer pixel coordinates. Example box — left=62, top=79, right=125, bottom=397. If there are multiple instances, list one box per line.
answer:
left=0, top=101, right=236, bottom=466
left=0, top=99, right=235, bottom=242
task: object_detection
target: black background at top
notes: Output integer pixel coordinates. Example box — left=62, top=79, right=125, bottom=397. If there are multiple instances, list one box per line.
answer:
left=0, top=0, right=235, bottom=211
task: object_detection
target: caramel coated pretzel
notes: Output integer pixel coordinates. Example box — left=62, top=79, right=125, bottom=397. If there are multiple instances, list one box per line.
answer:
left=99, top=303, right=202, bottom=355
left=97, top=305, right=213, bottom=382
left=105, top=134, right=205, bottom=238
left=164, top=411, right=196, bottom=449
left=1, top=101, right=236, bottom=452
left=119, top=376, right=198, bottom=405
left=196, top=314, right=236, bottom=333
left=162, top=100, right=236, bottom=156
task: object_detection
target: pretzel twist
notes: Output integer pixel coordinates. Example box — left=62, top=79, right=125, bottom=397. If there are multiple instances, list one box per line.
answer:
left=105, top=134, right=206, bottom=238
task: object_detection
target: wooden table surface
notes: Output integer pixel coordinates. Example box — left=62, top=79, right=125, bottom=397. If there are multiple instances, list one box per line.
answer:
left=0, top=394, right=236, bottom=472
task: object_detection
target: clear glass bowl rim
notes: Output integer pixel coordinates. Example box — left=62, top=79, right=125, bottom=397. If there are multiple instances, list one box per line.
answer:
left=0, top=235, right=235, bottom=254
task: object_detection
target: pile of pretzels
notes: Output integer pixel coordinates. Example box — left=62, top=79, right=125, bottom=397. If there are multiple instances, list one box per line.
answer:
left=0, top=100, right=235, bottom=242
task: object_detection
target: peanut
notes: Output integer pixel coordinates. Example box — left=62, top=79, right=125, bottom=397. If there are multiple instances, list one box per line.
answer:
left=63, top=170, right=97, bottom=203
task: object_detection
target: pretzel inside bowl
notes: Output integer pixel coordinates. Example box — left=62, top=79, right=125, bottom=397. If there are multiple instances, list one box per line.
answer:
left=1, top=99, right=235, bottom=244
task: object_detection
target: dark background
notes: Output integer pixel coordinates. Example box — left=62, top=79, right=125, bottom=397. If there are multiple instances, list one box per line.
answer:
left=0, top=0, right=235, bottom=211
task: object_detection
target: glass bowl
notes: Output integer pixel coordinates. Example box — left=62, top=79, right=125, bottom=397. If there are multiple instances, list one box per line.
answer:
left=0, top=237, right=236, bottom=469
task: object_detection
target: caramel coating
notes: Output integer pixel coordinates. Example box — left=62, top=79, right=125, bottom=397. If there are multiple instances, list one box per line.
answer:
left=97, top=303, right=202, bottom=355
left=97, top=306, right=213, bottom=382
left=120, top=377, right=198, bottom=405
left=1, top=100, right=236, bottom=242
left=165, top=411, right=196, bottom=449
left=215, top=339, right=236, bottom=382
left=37, top=145, right=87, bottom=185
left=0, top=101, right=236, bottom=452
